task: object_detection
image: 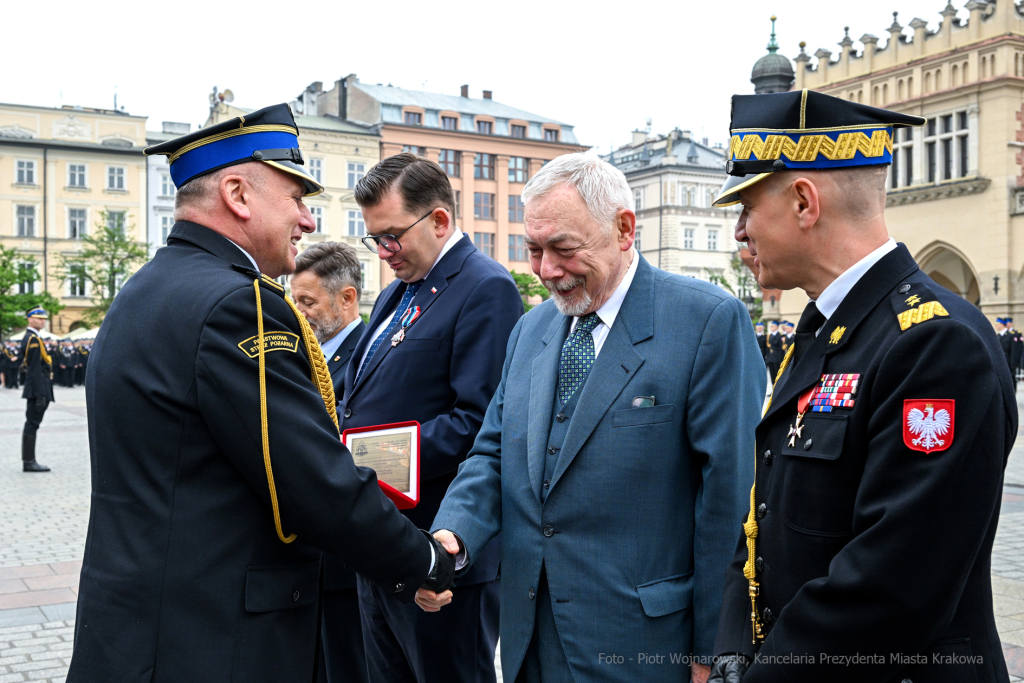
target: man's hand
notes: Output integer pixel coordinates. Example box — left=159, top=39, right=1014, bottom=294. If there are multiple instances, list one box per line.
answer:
left=692, top=662, right=711, bottom=683
left=708, top=654, right=749, bottom=683
left=433, top=529, right=460, bottom=555
left=415, top=588, right=452, bottom=612
left=415, top=529, right=462, bottom=612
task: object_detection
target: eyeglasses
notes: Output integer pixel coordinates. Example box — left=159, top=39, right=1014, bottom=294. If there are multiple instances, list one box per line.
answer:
left=360, top=209, right=436, bottom=254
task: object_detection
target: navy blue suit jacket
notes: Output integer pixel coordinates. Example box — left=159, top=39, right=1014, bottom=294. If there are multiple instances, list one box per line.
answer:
left=339, top=233, right=523, bottom=586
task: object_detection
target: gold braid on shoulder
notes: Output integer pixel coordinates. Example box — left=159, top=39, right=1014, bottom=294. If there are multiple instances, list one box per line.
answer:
left=744, top=341, right=795, bottom=643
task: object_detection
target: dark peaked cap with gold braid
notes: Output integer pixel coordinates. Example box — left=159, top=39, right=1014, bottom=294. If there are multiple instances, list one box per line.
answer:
left=713, top=89, right=925, bottom=207
left=144, top=103, right=324, bottom=197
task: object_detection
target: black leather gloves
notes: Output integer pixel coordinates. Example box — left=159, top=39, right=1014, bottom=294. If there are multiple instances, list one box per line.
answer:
left=708, top=654, right=750, bottom=683
left=420, top=530, right=455, bottom=593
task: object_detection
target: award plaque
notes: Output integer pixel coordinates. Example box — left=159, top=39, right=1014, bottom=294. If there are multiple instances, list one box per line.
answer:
left=342, top=421, right=420, bottom=509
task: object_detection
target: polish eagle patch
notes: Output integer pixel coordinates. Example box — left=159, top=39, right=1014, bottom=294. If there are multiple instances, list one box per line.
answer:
left=903, top=399, right=955, bottom=453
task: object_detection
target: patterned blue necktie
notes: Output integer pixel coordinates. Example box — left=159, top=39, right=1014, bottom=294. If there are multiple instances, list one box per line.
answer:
left=556, top=312, right=601, bottom=404
left=356, top=281, right=422, bottom=383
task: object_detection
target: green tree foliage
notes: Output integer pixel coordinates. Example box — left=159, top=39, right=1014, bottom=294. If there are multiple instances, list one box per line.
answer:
left=0, top=245, right=63, bottom=340
left=56, top=210, right=148, bottom=328
left=510, top=270, right=549, bottom=312
left=708, top=253, right=762, bottom=322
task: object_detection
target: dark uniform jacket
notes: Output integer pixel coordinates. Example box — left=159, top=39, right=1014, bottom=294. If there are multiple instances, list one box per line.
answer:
left=756, top=332, right=768, bottom=360
left=765, top=331, right=783, bottom=366
left=68, top=222, right=432, bottom=683
left=715, top=245, right=1016, bottom=683
left=19, top=329, right=53, bottom=401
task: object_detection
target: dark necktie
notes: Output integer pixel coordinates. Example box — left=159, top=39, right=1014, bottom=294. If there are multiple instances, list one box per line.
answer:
left=556, top=312, right=601, bottom=404
left=792, top=301, right=827, bottom=368
left=355, top=281, right=422, bottom=383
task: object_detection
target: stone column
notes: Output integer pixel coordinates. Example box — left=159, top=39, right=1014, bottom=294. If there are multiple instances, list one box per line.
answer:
left=966, top=0, right=986, bottom=42
left=887, top=13, right=903, bottom=66
left=967, top=103, right=980, bottom=176
left=839, top=28, right=853, bottom=80
left=794, top=43, right=811, bottom=89
left=940, top=3, right=957, bottom=50
left=815, top=49, right=832, bottom=83
left=860, top=34, right=878, bottom=73
left=909, top=18, right=928, bottom=59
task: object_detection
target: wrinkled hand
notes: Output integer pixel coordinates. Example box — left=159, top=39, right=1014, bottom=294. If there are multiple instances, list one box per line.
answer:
left=708, top=654, right=749, bottom=683
left=692, top=662, right=711, bottom=683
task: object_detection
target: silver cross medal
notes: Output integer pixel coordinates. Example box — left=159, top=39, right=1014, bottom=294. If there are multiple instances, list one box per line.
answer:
left=391, top=329, right=406, bottom=347
left=787, top=413, right=805, bottom=447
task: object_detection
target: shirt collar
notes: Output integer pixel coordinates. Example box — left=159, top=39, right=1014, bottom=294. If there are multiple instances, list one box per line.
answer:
left=320, top=317, right=362, bottom=359
left=423, top=228, right=463, bottom=281
left=224, top=238, right=260, bottom=272
left=575, top=249, right=639, bottom=330
left=814, top=238, right=897, bottom=320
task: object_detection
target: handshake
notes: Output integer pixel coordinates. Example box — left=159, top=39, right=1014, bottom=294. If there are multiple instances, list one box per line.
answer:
left=416, top=530, right=461, bottom=612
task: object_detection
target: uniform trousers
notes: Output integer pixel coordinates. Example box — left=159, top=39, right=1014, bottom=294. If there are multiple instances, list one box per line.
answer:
left=357, top=574, right=499, bottom=683
left=514, top=568, right=573, bottom=683
left=24, top=397, right=48, bottom=437
left=319, top=587, right=368, bottom=683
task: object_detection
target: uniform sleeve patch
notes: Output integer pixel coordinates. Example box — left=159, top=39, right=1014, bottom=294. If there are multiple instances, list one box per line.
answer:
left=897, top=301, right=949, bottom=331
left=904, top=399, right=955, bottom=453
left=237, top=332, right=300, bottom=358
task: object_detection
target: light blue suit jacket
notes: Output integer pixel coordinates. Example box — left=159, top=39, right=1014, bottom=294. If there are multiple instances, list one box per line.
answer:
left=432, top=256, right=763, bottom=682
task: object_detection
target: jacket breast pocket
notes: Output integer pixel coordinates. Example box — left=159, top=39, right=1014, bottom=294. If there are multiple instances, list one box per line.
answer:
left=394, top=337, right=442, bottom=352
left=780, top=413, right=856, bottom=537
left=244, top=562, right=320, bottom=613
left=636, top=572, right=693, bottom=617
left=613, top=404, right=674, bottom=428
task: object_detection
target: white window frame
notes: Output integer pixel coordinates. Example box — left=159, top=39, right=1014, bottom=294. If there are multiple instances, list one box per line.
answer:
left=15, top=205, right=36, bottom=237
left=67, top=263, right=88, bottom=298
left=683, top=227, right=694, bottom=250
left=890, top=126, right=914, bottom=189
left=68, top=163, right=87, bottom=188
left=160, top=173, right=175, bottom=197
left=634, top=188, right=644, bottom=211
left=707, top=229, right=719, bottom=251
left=68, top=207, right=88, bottom=239
left=922, top=110, right=970, bottom=184
left=347, top=209, right=365, bottom=237
left=107, top=165, right=126, bottom=190
left=161, top=215, right=173, bottom=244
left=107, top=210, right=126, bottom=234
left=359, top=260, right=368, bottom=291
left=347, top=162, right=365, bottom=189
left=635, top=228, right=642, bottom=253
left=309, top=157, right=323, bottom=184
left=310, top=206, right=325, bottom=234
left=16, top=159, right=36, bottom=185
left=18, top=261, right=37, bottom=294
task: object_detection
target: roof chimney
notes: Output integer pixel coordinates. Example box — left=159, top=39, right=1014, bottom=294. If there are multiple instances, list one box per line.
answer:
left=460, top=84, right=469, bottom=98
left=631, top=130, right=647, bottom=146
left=483, top=90, right=492, bottom=100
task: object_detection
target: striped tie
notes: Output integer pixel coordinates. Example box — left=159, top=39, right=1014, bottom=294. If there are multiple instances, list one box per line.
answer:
left=355, top=281, right=422, bottom=383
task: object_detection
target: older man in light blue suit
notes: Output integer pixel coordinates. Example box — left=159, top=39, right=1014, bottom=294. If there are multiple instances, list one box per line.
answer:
left=420, top=153, right=764, bottom=683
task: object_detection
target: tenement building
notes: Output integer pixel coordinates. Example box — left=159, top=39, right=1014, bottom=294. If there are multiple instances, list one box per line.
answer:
left=772, top=0, right=1024, bottom=322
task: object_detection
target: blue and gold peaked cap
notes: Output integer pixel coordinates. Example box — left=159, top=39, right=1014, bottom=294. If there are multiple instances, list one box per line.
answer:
left=26, top=307, right=47, bottom=319
left=144, top=103, right=323, bottom=197
left=714, top=89, right=925, bottom=207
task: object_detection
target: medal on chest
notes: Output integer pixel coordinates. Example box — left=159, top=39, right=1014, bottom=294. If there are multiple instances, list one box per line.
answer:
left=787, top=386, right=818, bottom=447
left=391, top=306, right=422, bottom=347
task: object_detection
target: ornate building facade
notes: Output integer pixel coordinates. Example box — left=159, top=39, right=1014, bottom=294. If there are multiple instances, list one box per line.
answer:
left=774, top=0, right=1024, bottom=322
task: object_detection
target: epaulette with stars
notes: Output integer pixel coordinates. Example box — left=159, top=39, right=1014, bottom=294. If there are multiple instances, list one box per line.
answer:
left=890, top=282, right=951, bottom=332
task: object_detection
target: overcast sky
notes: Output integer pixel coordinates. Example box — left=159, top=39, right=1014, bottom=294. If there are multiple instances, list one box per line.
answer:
left=6, top=0, right=965, bottom=152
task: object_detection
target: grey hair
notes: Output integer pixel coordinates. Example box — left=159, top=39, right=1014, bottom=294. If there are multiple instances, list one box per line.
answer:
left=173, top=162, right=267, bottom=218
left=521, top=150, right=634, bottom=232
left=293, top=241, right=363, bottom=301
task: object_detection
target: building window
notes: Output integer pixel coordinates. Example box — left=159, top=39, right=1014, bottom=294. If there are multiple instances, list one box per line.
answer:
left=16, top=160, right=36, bottom=185
left=441, top=116, right=458, bottom=130
left=634, top=188, right=644, bottom=211
left=108, top=211, right=126, bottom=234
left=16, top=206, right=35, bottom=237
left=455, top=191, right=461, bottom=219
left=706, top=189, right=715, bottom=207
left=509, top=234, right=526, bottom=262
left=684, top=228, right=694, bottom=250
left=438, top=149, right=461, bottom=177
left=404, top=111, right=422, bottom=126
left=891, top=125, right=913, bottom=189
left=509, top=195, right=524, bottom=222
left=310, top=206, right=324, bottom=233
left=68, top=163, right=86, bottom=188
left=402, top=145, right=426, bottom=156
left=107, top=166, right=125, bottom=190
left=510, top=124, right=526, bottom=138
left=923, top=111, right=969, bottom=183
left=508, top=157, right=529, bottom=183
left=348, top=210, right=365, bottom=237
left=707, top=229, right=718, bottom=251
left=347, top=162, right=365, bottom=189
left=309, top=158, right=323, bottom=184
left=161, top=215, right=173, bottom=244
left=18, top=262, right=36, bottom=295
left=544, top=128, right=559, bottom=142
left=68, top=264, right=87, bottom=297
left=473, top=232, right=494, bottom=258
left=474, top=153, right=494, bottom=180
left=635, top=229, right=642, bottom=253
left=476, top=120, right=493, bottom=135
left=359, top=261, right=367, bottom=291
left=474, top=192, right=495, bottom=220
left=160, top=173, right=175, bottom=196
left=69, top=208, right=87, bottom=239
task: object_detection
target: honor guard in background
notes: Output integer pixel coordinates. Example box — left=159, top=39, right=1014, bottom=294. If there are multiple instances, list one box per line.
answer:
left=765, top=320, right=783, bottom=380
left=997, top=318, right=1017, bottom=390
left=67, top=104, right=454, bottom=683
left=708, top=90, right=1016, bottom=683
left=1, top=342, right=18, bottom=388
left=20, top=308, right=52, bottom=472
left=755, top=322, right=767, bottom=363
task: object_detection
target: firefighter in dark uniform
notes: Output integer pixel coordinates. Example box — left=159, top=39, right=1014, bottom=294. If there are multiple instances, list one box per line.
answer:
left=66, top=104, right=455, bottom=683
left=755, top=321, right=768, bottom=363
left=765, top=321, right=783, bottom=379
left=19, top=308, right=53, bottom=472
left=1, top=342, right=16, bottom=388
left=708, top=90, right=1016, bottom=683
left=1009, top=318, right=1024, bottom=386
left=997, top=317, right=1016, bottom=390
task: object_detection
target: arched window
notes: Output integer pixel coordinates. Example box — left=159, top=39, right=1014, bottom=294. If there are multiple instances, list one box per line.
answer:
left=873, top=86, right=879, bottom=105
left=936, top=68, right=943, bottom=90
left=952, top=64, right=959, bottom=86
left=963, top=61, right=969, bottom=81
left=925, top=72, right=933, bottom=93
left=858, top=90, right=864, bottom=103
left=883, top=83, right=889, bottom=104
left=908, top=76, right=914, bottom=96
left=898, top=79, right=904, bottom=100
left=706, top=189, right=715, bottom=207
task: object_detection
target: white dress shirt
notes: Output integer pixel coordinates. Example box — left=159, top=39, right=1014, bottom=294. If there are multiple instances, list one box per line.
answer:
left=568, top=249, right=639, bottom=357
left=320, top=317, right=363, bottom=360
left=226, top=238, right=260, bottom=272
left=812, top=238, right=897, bottom=335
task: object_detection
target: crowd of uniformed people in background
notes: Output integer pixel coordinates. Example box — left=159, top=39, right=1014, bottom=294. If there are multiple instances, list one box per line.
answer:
left=0, top=336, right=92, bottom=390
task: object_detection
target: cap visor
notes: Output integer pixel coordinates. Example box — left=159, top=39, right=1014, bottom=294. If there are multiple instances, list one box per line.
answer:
left=263, top=160, right=324, bottom=197
left=713, top=172, right=772, bottom=207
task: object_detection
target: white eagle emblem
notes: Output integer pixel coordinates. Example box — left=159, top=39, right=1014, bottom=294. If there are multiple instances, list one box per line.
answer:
left=906, top=404, right=951, bottom=451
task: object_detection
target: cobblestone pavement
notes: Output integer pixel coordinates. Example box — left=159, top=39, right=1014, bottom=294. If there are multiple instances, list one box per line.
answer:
left=0, top=385, right=1022, bottom=682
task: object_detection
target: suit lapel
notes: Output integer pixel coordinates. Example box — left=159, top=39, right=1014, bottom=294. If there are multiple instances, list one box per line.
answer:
left=328, top=321, right=364, bottom=381
left=345, top=284, right=404, bottom=400
left=528, top=314, right=571, bottom=501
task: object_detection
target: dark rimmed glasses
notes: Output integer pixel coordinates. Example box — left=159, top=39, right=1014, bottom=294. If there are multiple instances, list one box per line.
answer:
left=361, top=209, right=436, bottom=254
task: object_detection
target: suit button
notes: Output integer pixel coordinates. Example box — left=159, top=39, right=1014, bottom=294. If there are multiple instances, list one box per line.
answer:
left=756, top=556, right=764, bottom=572
left=763, top=607, right=774, bottom=622
left=556, top=413, right=566, bottom=423
left=394, top=582, right=405, bottom=593
left=803, top=438, right=813, bottom=450
left=543, top=525, right=554, bottom=537
left=543, top=480, right=550, bottom=489
left=528, top=588, right=536, bottom=600
left=762, top=450, right=773, bottom=466
left=547, top=446, right=557, bottom=455
left=899, top=284, right=912, bottom=294
left=344, top=408, right=352, bottom=419
left=757, top=503, right=767, bottom=519
left=292, top=590, right=300, bottom=602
